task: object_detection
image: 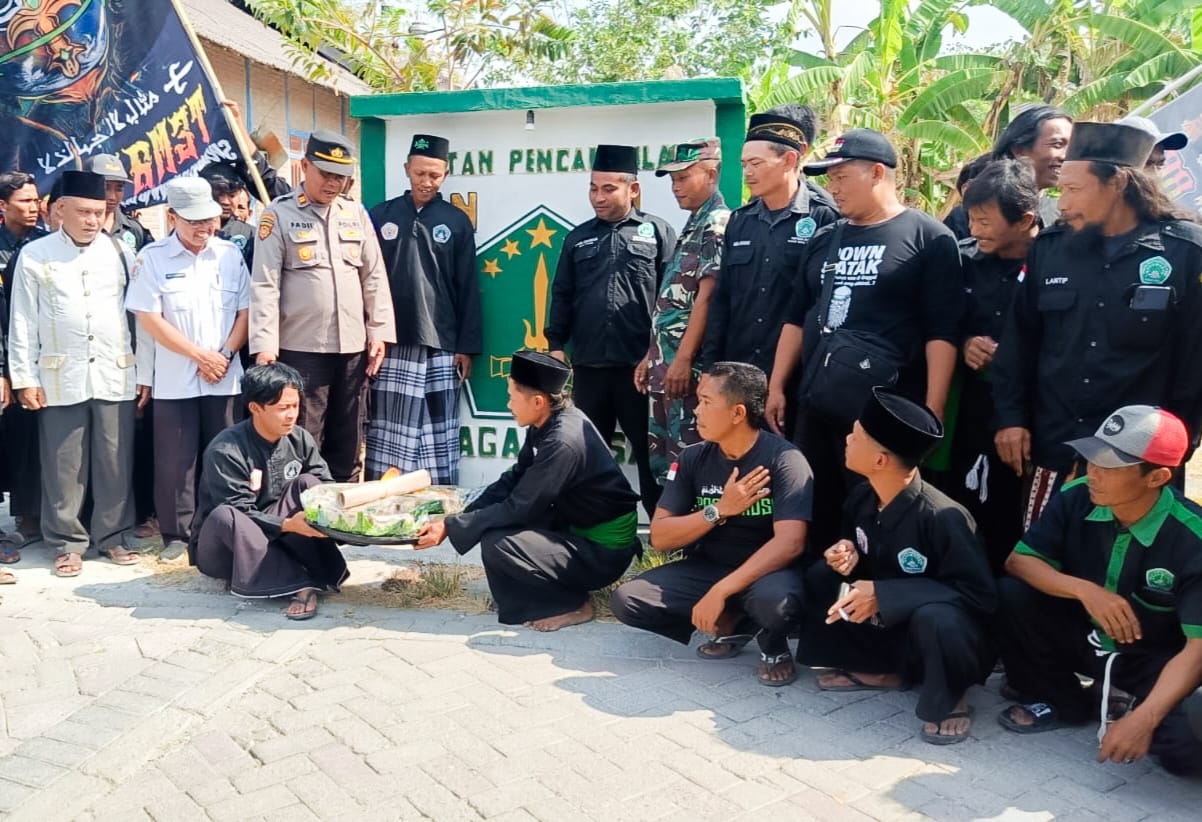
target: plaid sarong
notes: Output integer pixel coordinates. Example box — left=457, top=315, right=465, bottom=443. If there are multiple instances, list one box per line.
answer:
left=365, top=345, right=460, bottom=484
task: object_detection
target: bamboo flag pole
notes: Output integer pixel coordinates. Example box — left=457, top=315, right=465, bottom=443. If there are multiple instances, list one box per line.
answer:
left=170, top=0, right=272, bottom=204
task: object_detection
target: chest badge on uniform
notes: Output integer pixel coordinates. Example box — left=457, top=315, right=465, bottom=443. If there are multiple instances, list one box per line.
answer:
left=284, top=460, right=302, bottom=480
left=298, top=246, right=314, bottom=261
left=796, top=217, right=817, bottom=240
left=432, top=224, right=452, bottom=244
left=897, top=547, right=928, bottom=574
left=122, top=231, right=137, bottom=249
left=638, top=222, right=655, bottom=239
left=1139, top=255, right=1172, bottom=285
left=855, top=526, right=869, bottom=554
left=380, top=222, right=399, bottom=241
left=231, top=235, right=247, bottom=249
left=1146, top=567, right=1175, bottom=591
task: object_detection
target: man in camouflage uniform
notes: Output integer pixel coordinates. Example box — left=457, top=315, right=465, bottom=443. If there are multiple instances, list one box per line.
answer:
left=636, top=139, right=729, bottom=482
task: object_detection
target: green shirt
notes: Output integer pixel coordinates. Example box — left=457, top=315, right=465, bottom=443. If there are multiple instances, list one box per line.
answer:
left=1015, top=478, right=1202, bottom=653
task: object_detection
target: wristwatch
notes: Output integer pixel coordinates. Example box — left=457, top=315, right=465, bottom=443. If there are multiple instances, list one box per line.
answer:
left=702, top=504, right=724, bottom=525
left=219, top=347, right=236, bottom=361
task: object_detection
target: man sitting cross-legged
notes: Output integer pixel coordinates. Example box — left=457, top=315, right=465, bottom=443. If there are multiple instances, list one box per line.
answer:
left=799, top=388, right=997, bottom=744
left=996, top=405, right=1202, bottom=776
left=611, top=362, right=813, bottom=686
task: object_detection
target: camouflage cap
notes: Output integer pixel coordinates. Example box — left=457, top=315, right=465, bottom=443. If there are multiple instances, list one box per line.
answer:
left=655, top=138, right=721, bottom=176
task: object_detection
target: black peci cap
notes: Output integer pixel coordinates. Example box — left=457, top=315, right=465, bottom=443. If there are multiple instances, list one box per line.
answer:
left=592, top=144, right=639, bottom=175
left=510, top=350, right=571, bottom=395
left=1065, top=122, right=1157, bottom=168
left=859, top=387, right=944, bottom=465
left=58, top=171, right=107, bottom=201
left=409, top=134, right=450, bottom=160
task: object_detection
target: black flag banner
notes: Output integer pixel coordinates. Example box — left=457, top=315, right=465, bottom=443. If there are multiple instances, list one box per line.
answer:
left=0, top=0, right=249, bottom=207
left=1149, top=81, right=1202, bottom=215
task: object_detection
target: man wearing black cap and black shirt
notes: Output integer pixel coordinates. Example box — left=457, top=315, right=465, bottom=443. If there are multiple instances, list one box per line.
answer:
left=992, top=122, right=1202, bottom=527
left=768, top=128, right=964, bottom=551
left=199, top=163, right=256, bottom=266
left=365, top=134, right=481, bottom=485
left=996, top=405, right=1202, bottom=775
left=799, top=388, right=996, bottom=745
left=547, top=144, right=676, bottom=515
left=417, top=350, right=642, bottom=632
left=949, top=158, right=1040, bottom=574
left=701, top=104, right=839, bottom=381
left=612, top=362, right=812, bottom=686
left=250, top=130, right=396, bottom=483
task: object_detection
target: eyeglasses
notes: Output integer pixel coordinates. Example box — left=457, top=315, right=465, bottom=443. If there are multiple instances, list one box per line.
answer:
left=174, top=214, right=217, bottom=227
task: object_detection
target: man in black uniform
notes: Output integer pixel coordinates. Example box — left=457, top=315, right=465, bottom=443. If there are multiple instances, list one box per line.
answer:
left=0, top=171, right=47, bottom=547
left=547, top=145, right=676, bottom=515
left=366, top=133, right=482, bottom=484
left=192, top=364, right=347, bottom=621
left=996, top=405, right=1202, bottom=775
left=799, top=388, right=997, bottom=745
left=701, top=105, right=839, bottom=379
left=768, top=129, right=964, bottom=550
left=949, top=159, right=1040, bottom=573
left=992, top=122, right=1202, bottom=527
left=199, top=163, right=256, bottom=265
left=611, top=362, right=812, bottom=686
left=417, top=351, right=641, bottom=632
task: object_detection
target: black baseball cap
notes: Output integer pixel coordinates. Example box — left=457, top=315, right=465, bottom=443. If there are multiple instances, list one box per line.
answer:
left=803, top=128, right=898, bottom=175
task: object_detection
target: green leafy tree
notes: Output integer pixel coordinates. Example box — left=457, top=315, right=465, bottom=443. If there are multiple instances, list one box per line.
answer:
left=501, top=0, right=787, bottom=85
left=244, top=0, right=573, bottom=91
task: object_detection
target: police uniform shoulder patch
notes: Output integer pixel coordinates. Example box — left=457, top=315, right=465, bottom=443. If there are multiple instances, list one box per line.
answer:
left=898, top=547, right=928, bottom=574
left=259, top=213, right=276, bottom=241
left=297, top=193, right=309, bottom=207
left=1139, top=255, right=1172, bottom=285
left=432, top=224, right=452, bottom=244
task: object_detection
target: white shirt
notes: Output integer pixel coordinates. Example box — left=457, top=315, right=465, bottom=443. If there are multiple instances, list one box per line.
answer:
left=125, top=234, right=250, bottom=399
left=8, top=229, right=137, bottom=406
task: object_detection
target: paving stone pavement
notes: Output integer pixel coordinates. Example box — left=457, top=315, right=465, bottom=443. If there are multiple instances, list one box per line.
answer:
left=3, top=531, right=1202, bottom=820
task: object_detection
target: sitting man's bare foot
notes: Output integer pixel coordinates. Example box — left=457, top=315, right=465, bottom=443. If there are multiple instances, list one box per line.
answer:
left=922, top=697, right=972, bottom=744
left=525, top=600, right=595, bottom=632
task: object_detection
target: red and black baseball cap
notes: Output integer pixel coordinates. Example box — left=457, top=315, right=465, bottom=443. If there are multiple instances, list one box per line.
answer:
left=803, top=128, right=898, bottom=176
left=1066, top=406, right=1188, bottom=469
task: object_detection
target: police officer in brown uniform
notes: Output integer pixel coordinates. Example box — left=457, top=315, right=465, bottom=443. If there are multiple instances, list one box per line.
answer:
left=249, top=131, right=396, bottom=482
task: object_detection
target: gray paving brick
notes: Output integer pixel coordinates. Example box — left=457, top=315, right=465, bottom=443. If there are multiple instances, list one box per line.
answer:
left=14, top=736, right=94, bottom=769
left=0, top=754, right=68, bottom=789
left=0, top=777, right=36, bottom=813
left=249, top=727, right=336, bottom=764
left=206, top=784, right=300, bottom=822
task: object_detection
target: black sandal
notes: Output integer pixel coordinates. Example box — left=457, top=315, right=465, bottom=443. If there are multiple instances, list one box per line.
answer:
left=757, top=651, right=798, bottom=687
left=696, top=633, right=755, bottom=660
left=285, top=589, right=319, bottom=621
left=998, top=702, right=1062, bottom=734
left=922, top=707, right=974, bottom=745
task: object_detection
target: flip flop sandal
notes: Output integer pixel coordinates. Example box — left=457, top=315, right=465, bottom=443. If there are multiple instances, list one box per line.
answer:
left=0, top=569, right=16, bottom=585
left=696, top=633, right=755, bottom=660
left=997, top=702, right=1063, bottom=734
left=285, top=590, right=319, bottom=621
left=817, top=669, right=899, bottom=692
left=99, top=547, right=141, bottom=566
left=922, top=706, right=975, bottom=746
left=757, top=651, right=798, bottom=688
left=0, top=540, right=21, bottom=565
left=54, top=554, right=83, bottom=578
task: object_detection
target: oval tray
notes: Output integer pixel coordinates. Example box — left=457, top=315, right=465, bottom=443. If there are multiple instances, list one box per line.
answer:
left=310, top=522, right=420, bottom=546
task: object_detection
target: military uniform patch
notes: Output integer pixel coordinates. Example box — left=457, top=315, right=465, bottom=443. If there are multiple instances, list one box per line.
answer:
left=259, top=214, right=276, bottom=241
left=1139, top=255, right=1172, bottom=285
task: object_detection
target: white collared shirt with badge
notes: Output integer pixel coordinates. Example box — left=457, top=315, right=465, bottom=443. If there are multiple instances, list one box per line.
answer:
left=125, top=234, right=250, bottom=399
left=8, top=229, right=138, bottom=406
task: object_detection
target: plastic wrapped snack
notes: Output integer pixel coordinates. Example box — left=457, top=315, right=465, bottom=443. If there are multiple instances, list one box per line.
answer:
left=301, top=483, right=464, bottom=539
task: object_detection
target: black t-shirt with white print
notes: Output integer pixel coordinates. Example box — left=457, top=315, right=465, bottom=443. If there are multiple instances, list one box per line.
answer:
left=658, top=430, right=814, bottom=567
left=787, top=208, right=965, bottom=396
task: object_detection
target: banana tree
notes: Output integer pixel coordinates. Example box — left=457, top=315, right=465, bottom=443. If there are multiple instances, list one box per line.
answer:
left=754, top=0, right=1007, bottom=209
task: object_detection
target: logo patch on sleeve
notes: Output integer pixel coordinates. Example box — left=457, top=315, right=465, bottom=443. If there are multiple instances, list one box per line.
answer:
left=897, top=547, right=928, bottom=574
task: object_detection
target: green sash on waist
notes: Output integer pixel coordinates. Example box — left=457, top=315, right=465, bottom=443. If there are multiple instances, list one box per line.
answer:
left=570, top=510, right=638, bottom=549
